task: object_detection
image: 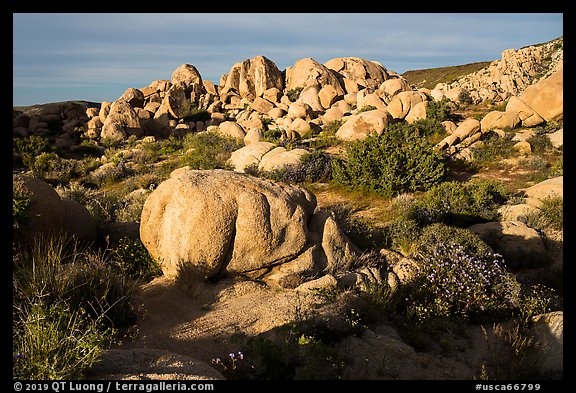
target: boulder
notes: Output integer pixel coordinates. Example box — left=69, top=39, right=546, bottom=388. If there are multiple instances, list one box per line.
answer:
left=519, top=65, right=563, bottom=121
left=356, top=90, right=386, bottom=111
left=220, top=55, right=284, bottom=100
left=547, top=128, right=563, bottom=148
left=13, top=175, right=65, bottom=243
left=285, top=58, right=345, bottom=96
left=287, top=101, right=314, bottom=120
left=298, top=83, right=323, bottom=112
left=405, top=101, right=429, bottom=124
left=217, top=121, right=246, bottom=140
left=118, top=88, right=145, bottom=108
left=227, top=141, right=276, bottom=172
left=98, top=101, right=112, bottom=123
left=523, top=176, right=563, bottom=207
left=322, top=106, right=345, bottom=123
left=154, top=84, right=190, bottom=121
left=250, top=97, right=275, bottom=114
left=378, top=77, right=412, bottom=98
left=171, top=64, right=203, bottom=87
left=529, top=312, right=563, bottom=377
left=61, top=198, right=97, bottom=245
left=324, top=57, right=389, bottom=91
left=480, top=111, right=521, bottom=132
left=318, top=85, right=340, bottom=109
left=467, top=221, right=548, bottom=268
left=453, top=118, right=481, bottom=140
left=289, top=117, right=312, bottom=137
left=101, top=100, right=143, bottom=139
left=335, top=109, right=392, bottom=141
left=258, top=147, right=309, bottom=172
left=13, top=175, right=96, bottom=245
left=243, top=128, right=264, bottom=145
left=385, top=91, right=425, bottom=119
left=497, top=203, right=541, bottom=222
left=140, top=168, right=316, bottom=277
left=100, top=122, right=128, bottom=142
left=505, top=96, right=545, bottom=127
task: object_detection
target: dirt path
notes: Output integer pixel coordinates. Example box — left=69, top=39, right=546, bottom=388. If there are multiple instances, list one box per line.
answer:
left=117, top=276, right=324, bottom=366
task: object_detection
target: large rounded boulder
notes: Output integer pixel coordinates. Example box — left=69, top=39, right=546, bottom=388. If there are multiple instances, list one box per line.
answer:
left=13, top=174, right=97, bottom=246
left=140, top=168, right=317, bottom=278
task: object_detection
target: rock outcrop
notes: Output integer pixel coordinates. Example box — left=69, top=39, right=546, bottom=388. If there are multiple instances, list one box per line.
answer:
left=434, top=37, right=563, bottom=104
left=13, top=174, right=97, bottom=245
left=140, top=168, right=360, bottom=286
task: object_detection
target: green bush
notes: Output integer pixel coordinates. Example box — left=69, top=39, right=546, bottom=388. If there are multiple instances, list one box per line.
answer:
left=13, top=176, right=33, bottom=229
left=426, top=97, right=455, bottom=122
left=286, top=87, right=303, bottom=102
left=357, top=105, right=377, bottom=113
left=417, top=223, right=495, bottom=262
left=472, top=132, right=517, bottom=165
left=12, top=235, right=135, bottom=379
left=331, top=122, right=446, bottom=197
left=519, top=195, right=563, bottom=232
left=383, top=218, right=422, bottom=257
left=13, top=301, right=108, bottom=380
left=405, top=240, right=519, bottom=324
left=109, top=237, right=163, bottom=282
left=63, top=254, right=137, bottom=328
left=179, top=131, right=242, bottom=170
left=13, top=135, right=56, bottom=168
left=407, top=178, right=510, bottom=227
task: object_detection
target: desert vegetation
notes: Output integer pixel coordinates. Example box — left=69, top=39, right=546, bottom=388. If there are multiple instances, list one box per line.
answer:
left=12, top=42, right=563, bottom=380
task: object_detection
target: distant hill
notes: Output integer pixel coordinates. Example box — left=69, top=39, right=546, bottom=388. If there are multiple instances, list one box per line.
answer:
left=14, top=100, right=100, bottom=114
left=402, top=61, right=492, bottom=90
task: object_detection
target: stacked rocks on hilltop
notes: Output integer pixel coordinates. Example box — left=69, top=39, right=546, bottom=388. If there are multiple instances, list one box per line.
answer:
left=431, top=36, right=563, bottom=104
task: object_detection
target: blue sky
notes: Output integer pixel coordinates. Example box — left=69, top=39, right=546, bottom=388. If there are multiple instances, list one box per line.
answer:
left=13, top=13, right=563, bottom=106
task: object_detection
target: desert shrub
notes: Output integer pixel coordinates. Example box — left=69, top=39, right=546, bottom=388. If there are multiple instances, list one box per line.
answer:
left=383, top=218, right=422, bottom=257
left=458, top=89, right=473, bottom=105
left=13, top=135, right=56, bottom=168
left=253, top=150, right=333, bottom=184
left=13, top=176, right=34, bottom=229
left=410, top=118, right=447, bottom=142
left=407, top=178, right=510, bottom=227
left=472, top=131, right=517, bottom=165
left=308, top=119, right=343, bottom=148
left=426, top=97, right=455, bottom=122
left=527, top=133, right=553, bottom=155
left=404, top=240, right=520, bottom=324
left=90, top=160, right=134, bottom=188
left=179, top=131, right=242, bottom=170
left=13, top=301, right=108, bottom=380
left=75, top=139, right=104, bottom=157
left=262, top=127, right=286, bottom=144
left=516, top=284, right=559, bottom=327
left=328, top=204, right=386, bottom=251
left=480, top=323, right=544, bottom=380
left=62, top=254, right=136, bottom=328
left=286, top=87, right=303, bottom=102
left=12, top=235, right=134, bottom=379
left=519, top=196, right=563, bottom=232
left=109, top=237, right=163, bottom=282
left=217, top=327, right=345, bottom=380
left=418, top=223, right=495, bottom=262
left=357, top=105, right=377, bottom=113
left=331, top=122, right=446, bottom=198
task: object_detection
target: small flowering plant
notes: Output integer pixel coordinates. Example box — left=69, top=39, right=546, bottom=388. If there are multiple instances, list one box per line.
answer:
left=407, top=241, right=519, bottom=323
left=212, top=351, right=244, bottom=370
